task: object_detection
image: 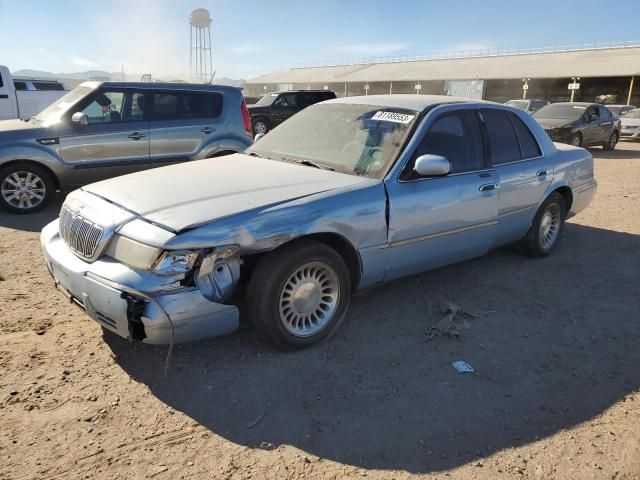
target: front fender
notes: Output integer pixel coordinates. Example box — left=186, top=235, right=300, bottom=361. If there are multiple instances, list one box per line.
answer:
left=0, top=144, right=64, bottom=185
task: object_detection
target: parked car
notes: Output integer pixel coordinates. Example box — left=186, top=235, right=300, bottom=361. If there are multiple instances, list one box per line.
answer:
left=0, top=81, right=253, bottom=213
left=247, top=89, right=336, bottom=135
left=41, top=95, right=596, bottom=350
left=533, top=102, right=620, bottom=149
left=0, top=65, right=67, bottom=121
left=604, top=104, right=637, bottom=116
left=504, top=99, right=549, bottom=114
left=620, top=108, right=640, bottom=140
left=243, top=95, right=261, bottom=105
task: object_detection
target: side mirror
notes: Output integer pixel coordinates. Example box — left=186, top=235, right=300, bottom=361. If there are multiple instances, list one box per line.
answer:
left=254, top=132, right=265, bottom=142
left=71, top=112, right=88, bottom=126
left=413, top=154, right=451, bottom=177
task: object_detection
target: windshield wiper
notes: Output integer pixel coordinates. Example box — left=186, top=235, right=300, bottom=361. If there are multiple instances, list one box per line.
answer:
left=291, top=159, right=335, bottom=171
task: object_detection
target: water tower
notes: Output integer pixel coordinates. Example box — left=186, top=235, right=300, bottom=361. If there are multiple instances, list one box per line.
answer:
left=190, top=8, right=213, bottom=81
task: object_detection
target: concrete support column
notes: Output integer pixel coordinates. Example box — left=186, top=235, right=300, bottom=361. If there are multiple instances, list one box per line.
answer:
left=389, top=81, right=393, bottom=95
left=627, top=76, right=635, bottom=105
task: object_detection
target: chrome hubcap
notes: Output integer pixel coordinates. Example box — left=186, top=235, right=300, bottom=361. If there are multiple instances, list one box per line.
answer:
left=279, top=261, right=339, bottom=337
left=1, top=171, right=46, bottom=209
left=254, top=122, right=267, bottom=134
left=539, top=204, right=561, bottom=250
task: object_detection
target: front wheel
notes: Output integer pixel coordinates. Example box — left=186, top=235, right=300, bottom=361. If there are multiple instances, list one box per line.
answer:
left=569, top=133, right=582, bottom=147
left=246, top=239, right=352, bottom=350
left=521, top=192, right=566, bottom=258
left=0, top=163, right=55, bottom=214
left=252, top=119, right=269, bottom=136
left=603, top=131, right=618, bottom=151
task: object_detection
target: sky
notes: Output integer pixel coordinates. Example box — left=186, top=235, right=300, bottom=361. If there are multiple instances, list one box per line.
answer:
left=1, top=0, right=639, bottom=80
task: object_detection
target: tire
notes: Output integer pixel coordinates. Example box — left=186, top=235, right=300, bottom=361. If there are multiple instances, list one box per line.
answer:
left=0, top=162, right=55, bottom=214
left=603, top=131, right=619, bottom=151
left=521, top=192, right=566, bottom=258
left=569, top=133, right=582, bottom=147
left=252, top=118, right=269, bottom=136
left=246, top=239, right=352, bottom=350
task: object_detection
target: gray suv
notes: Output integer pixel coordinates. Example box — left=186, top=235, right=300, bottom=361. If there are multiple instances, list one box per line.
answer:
left=0, top=81, right=253, bottom=213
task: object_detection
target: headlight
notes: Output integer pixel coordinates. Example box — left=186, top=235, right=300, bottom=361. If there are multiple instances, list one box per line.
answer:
left=153, top=251, right=200, bottom=275
left=104, top=234, right=161, bottom=270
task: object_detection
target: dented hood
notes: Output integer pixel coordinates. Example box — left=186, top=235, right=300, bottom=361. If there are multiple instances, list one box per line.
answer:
left=82, top=153, right=369, bottom=231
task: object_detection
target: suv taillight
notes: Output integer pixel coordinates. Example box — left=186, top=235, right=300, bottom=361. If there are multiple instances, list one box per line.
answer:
left=241, top=99, right=252, bottom=137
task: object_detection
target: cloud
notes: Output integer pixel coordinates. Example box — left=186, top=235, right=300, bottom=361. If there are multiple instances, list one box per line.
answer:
left=335, top=42, right=410, bottom=56
left=71, top=56, right=100, bottom=68
left=231, top=43, right=266, bottom=54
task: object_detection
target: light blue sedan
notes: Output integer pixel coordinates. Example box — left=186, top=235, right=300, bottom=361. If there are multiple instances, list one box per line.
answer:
left=41, top=95, right=597, bottom=349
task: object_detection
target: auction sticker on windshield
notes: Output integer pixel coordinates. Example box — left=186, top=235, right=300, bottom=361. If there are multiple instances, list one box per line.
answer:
left=372, top=111, right=415, bottom=124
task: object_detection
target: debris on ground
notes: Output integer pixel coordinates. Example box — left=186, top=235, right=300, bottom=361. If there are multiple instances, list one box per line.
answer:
left=425, top=302, right=475, bottom=340
left=452, top=361, right=475, bottom=373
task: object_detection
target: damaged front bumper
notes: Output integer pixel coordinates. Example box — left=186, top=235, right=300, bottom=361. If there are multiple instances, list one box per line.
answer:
left=40, top=220, right=239, bottom=344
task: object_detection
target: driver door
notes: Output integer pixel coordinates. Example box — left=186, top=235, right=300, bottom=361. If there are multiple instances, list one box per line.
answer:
left=270, top=93, right=298, bottom=127
left=59, top=89, right=150, bottom=187
left=384, top=109, right=499, bottom=281
left=581, top=106, right=600, bottom=145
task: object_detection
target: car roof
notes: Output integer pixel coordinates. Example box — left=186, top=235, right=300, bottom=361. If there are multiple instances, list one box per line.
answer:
left=323, top=94, right=492, bottom=112
left=547, top=102, right=597, bottom=107
left=80, top=81, right=241, bottom=93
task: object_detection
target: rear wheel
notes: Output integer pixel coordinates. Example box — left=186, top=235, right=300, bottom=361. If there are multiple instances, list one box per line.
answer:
left=0, top=163, right=55, bottom=214
left=603, top=131, right=618, bottom=151
left=521, top=192, right=566, bottom=258
left=246, top=239, right=352, bottom=350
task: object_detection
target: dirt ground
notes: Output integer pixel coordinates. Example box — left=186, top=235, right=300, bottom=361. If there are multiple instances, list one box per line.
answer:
left=1, top=141, right=639, bottom=480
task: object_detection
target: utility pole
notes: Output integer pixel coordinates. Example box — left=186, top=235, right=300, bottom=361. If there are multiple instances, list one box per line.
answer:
left=627, top=76, right=635, bottom=106
left=569, top=77, right=581, bottom=102
left=522, top=78, right=530, bottom=99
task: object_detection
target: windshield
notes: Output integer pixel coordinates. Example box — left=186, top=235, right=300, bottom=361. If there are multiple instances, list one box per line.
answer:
left=246, top=103, right=418, bottom=179
left=623, top=109, right=640, bottom=119
left=34, top=85, right=95, bottom=125
left=533, top=104, right=586, bottom=121
left=255, top=93, right=279, bottom=106
left=505, top=100, right=529, bottom=111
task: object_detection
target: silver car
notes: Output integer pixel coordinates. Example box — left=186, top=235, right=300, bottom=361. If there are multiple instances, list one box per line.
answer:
left=41, top=95, right=597, bottom=350
left=620, top=108, right=640, bottom=139
left=0, top=81, right=253, bottom=213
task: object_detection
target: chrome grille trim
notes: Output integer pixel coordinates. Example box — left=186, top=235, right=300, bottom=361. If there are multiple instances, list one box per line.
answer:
left=59, top=207, right=104, bottom=260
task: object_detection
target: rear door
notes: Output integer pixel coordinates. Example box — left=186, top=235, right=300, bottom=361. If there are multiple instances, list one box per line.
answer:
left=0, top=69, right=18, bottom=120
left=480, top=108, right=553, bottom=244
left=59, top=89, right=150, bottom=186
left=147, top=90, right=225, bottom=165
left=384, top=108, right=499, bottom=280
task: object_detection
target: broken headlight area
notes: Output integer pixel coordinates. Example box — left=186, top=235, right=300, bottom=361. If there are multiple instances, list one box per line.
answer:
left=153, top=250, right=200, bottom=276
left=195, top=245, right=242, bottom=303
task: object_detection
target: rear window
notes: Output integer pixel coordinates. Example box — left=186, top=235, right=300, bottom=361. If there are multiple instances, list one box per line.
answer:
left=149, top=92, right=223, bottom=121
left=33, top=82, right=65, bottom=91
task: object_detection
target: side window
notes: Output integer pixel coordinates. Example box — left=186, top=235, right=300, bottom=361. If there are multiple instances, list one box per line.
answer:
left=126, top=92, right=145, bottom=121
left=33, top=82, right=64, bottom=91
left=507, top=112, right=541, bottom=159
left=81, top=91, right=126, bottom=124
left=481, top=109, right=522, bottom=165
left=408, top=110, right=485, bottom=176
left=598, top=106, right=611, bottom=119
left=13, top=81, right=27, bottom=91
left=274, top=93, right=297, bottom=108
left=586, top=106, right=599, bottom=122
left=150, top=92, right=222, bottom=121
left=0, top=72, right=3, bottom=88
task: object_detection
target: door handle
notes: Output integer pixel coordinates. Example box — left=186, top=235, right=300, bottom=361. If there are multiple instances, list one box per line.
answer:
left=201, top=126, right=215, bottom=134
left=128, top=132, right=145, bottom=140
left=479, top=183, right=499, bottom=192
left=536, top=169, right=548, bottom=177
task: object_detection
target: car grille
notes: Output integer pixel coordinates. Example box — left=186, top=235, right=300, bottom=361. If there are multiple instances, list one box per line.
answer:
left=59, top=207, right=104, bottom=260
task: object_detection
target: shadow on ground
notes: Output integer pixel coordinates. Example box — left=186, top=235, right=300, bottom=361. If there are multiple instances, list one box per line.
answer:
left=591, top=141, right=640, bottom=159
left=105, top=223, right=640, bottom=474
left=0, top=197, right=63, bottom=232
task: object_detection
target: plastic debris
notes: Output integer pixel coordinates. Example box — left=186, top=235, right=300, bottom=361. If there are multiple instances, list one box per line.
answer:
left=452, top=360, right=475, bottom=373
left=425, top=302, right=474, bottom=340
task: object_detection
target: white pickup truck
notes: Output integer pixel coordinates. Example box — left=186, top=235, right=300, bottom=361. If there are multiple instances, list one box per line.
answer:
left=0, top=65, right=67, bottom=120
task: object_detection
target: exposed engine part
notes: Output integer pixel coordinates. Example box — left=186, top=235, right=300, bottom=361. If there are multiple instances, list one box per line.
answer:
left=195, top=246, right=242, bottom=303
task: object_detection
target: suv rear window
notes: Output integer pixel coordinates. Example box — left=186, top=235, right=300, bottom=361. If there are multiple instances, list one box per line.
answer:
left=150, top=92, right=223, bottom=121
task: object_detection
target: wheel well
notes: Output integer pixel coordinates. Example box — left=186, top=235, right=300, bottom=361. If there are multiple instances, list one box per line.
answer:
left=241, top=233, right=362, bottom=290
left=554, top=186, right=573, bottom=212
left=208, top=150, right=237, bottom=158
left=0, top=160, right=60, bottom=191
